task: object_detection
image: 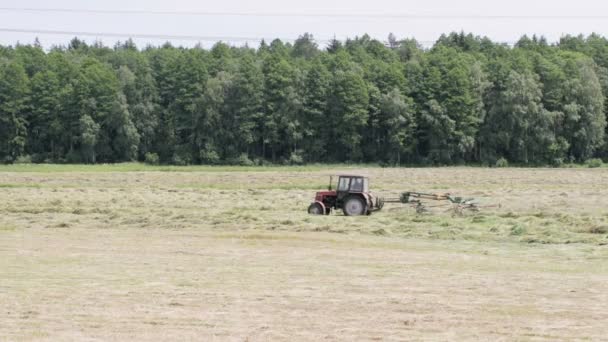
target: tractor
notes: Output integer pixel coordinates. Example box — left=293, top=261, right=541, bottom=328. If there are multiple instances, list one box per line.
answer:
left=307, top=175, right=384, bottom=216
left=308, top=175, right=487, bottom=216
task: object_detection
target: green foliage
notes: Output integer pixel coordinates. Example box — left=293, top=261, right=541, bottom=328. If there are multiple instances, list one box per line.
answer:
left=495, top=157, right=509, bottom=168
left=228, top=153, right=254, bottom=166
left=1, top=33, right=608, bottom=165
left=412, top=46, right=486, bottom=164
left=78, top=115, right=100, bottom=164
left=378, top=88, right=416, bottom=164
left=585, top=158, right=604, bottom=168
left=171, top=153, right=188, bottom=166
left=551, top=158, right=565, bottom=168
left=482, top=71, right=555, bottom=164
left=327, top=52, right=369, bottom=161
left=144, top=152, right=159, bottom=165
left=14, top=155, right=32, bottom=164
left=0, top=61, right=29, bottom=162
left=286, top=151, right=304, bottom=165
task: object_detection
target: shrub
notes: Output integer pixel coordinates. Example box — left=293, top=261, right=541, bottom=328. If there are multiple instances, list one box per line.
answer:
left=14, top=155, right=32, bottom=164
left=551, top=158, right=565, bottom=168
left=286, top=151, right=304, bottom=165
left=229, top=153, right=254, bottom=166
left=144, top=152, right=159, bottom=165
left=30, top=153, right=47, bottom=163
left=171, top=154, right=188, bottom=166
left=65, top=150, right=81, bottom=164
left=200, top=150, right=220, bottom=165
left=495, top=157, right=509, bottom=168
left=585, top=158, right=603, bottom=168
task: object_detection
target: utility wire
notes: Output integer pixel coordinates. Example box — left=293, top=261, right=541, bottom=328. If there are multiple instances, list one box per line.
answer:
left=0, top=28, right=337, bottom=43
left=0, top=28, right=524, bottom=46
left=0, top=7, right=607, bottom=20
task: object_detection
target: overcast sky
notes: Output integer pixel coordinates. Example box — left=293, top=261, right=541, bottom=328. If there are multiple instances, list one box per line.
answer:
left=1, top=0, right=607, bottom=49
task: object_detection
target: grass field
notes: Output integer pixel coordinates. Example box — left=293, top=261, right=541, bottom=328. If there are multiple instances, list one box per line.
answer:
left=2, top=165, right=608, bottom=340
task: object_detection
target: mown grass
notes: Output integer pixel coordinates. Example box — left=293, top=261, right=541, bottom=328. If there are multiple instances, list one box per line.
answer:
left=0, top=183, right=42, bottom=188
left=0, top=225, right=16, bottom=232
left=3, top=226, right=606, bottom=341
left=1, top=167, right=607, bottom=246
left=175, top=182, right=327, bottom=190
left=2, top=167, right=608, bottom=341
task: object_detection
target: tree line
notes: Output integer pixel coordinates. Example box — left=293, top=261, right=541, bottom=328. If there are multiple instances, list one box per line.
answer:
left=1, top=32, right=607, bottom=166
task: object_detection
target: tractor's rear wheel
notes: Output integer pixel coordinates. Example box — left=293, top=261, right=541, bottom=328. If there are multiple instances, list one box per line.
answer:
left=308, top=202, right=325, bottom=215
left=342, top=196, right=366, bottom=216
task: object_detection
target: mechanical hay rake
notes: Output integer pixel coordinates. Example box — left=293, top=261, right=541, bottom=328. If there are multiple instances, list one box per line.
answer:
left=383, top=191, right=480, bottom=215
left=307, top=175, right=492, bottom=216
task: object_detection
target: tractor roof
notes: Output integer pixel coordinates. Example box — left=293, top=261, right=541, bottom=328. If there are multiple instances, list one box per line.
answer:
left=335, top=174, right=368, bottom=178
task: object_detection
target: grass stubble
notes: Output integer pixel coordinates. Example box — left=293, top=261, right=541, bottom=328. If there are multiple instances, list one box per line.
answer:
left=1, top=166, right=607, bottom=340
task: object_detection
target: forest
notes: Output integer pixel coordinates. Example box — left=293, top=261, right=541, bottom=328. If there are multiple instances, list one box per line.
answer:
left=0, top=32, right=607, bottom=166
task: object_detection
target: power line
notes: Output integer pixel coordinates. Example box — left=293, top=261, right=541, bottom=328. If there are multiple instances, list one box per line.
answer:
left=0, top=28, right=526, bottom=47
left=0, top=28, right=336, bottom=43
left=1, top=7, right=608, bottom=20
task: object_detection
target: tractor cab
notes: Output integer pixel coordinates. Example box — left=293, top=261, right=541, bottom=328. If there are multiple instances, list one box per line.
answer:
left=335, top=175, right=368, bottom=197
left=308, top=175, right=383, bottom=216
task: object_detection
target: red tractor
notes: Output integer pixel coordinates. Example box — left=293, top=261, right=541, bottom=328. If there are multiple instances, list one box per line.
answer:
left=308, top=175, right=384, bottom=216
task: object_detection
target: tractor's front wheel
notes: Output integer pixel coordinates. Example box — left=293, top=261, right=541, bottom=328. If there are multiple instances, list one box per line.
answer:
left=342, top=196, right=366, bottom=216
left=308, top=202, right=325, bottom=215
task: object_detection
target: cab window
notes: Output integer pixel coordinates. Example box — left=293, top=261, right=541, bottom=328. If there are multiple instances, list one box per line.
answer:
left=338, top=177, right=351, bottom=191
left=350, top=178, right=364, bottom=192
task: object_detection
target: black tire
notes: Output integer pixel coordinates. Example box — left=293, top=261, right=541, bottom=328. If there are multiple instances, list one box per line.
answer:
left=342, top=196, right=367, bottom=216
left=308, top=202, right=324, bottom=215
